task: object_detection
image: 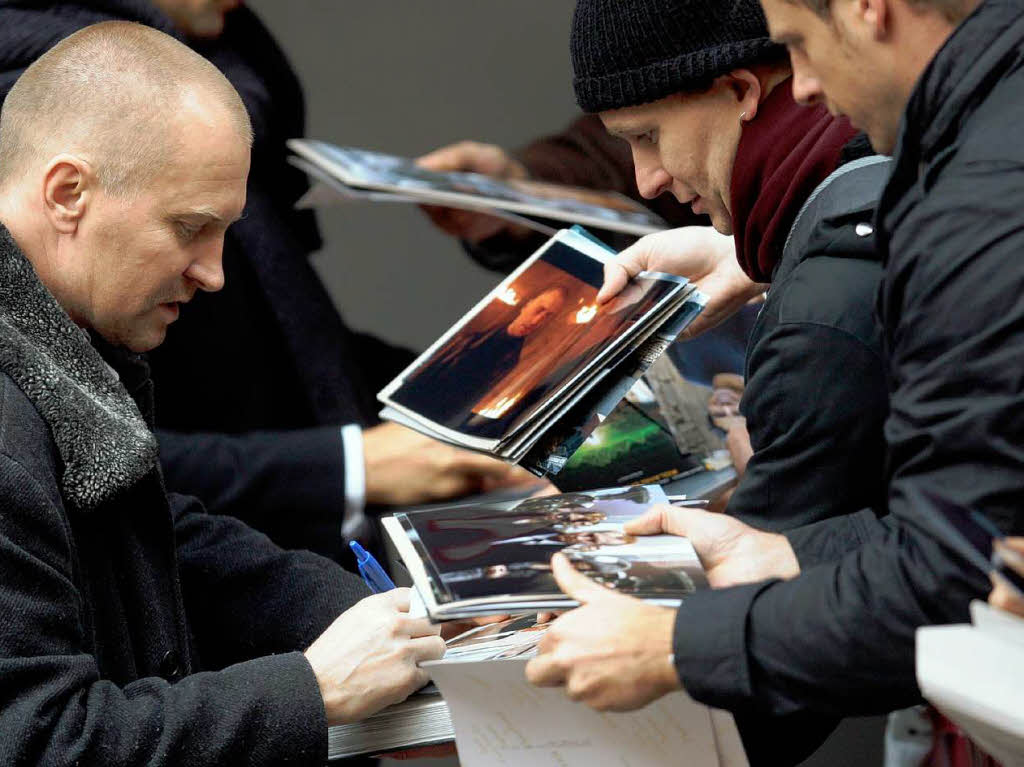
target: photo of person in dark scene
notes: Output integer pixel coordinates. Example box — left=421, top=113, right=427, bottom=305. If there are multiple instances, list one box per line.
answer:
left=387, top=240, right=683, bottom=439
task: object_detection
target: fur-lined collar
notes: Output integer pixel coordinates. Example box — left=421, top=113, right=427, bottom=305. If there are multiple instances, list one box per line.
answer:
left=0, top=223, right=158, bottom=512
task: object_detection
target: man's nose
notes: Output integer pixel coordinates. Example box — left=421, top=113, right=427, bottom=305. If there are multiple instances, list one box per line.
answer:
left=185, top=241, right=226, bottom=293
left=634, top=161, right=672, bottom=201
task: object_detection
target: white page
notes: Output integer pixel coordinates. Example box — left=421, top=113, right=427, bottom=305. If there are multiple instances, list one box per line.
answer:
left=426, top=656, right=721, bottom=767
left=917, top=624, right=1024, bottom=765
left=970, top=599, right=1024, bottom=647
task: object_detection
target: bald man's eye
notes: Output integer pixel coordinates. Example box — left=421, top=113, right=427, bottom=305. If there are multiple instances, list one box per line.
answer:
left=638, top=130, right=658, bottom=146
left=174, top=221, right=202, bottom=242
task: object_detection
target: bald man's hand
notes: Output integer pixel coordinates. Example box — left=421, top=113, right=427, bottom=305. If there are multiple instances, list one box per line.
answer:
left=363, top=422, right=540, bottom=506
left=598, top=226, right=765, bottom=339
left=416, top=141, right=533, bottom=244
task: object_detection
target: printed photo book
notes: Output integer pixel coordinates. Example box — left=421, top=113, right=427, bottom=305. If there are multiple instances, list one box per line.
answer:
left=377, top=227, right=706, bottom=476
left=382, top=485, right=707, bottom=621
left=288, top=139, right=667, bottom=236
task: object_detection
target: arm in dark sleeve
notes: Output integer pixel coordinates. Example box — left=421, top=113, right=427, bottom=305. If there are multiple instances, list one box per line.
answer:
left=670, top=162, right=1024, bottom=718
left=170, top=492, right=369, bottom=670
left=727, top=320, right=888, bottom=532
left=158, top=426, right=346, bottom=540
left=0, top=455, right=331, bottom=765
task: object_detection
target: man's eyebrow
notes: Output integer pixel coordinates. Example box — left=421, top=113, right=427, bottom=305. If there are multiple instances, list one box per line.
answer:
left=172, top=207, right=243, bottom=225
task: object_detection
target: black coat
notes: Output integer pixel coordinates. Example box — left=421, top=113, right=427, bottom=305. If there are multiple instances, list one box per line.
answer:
left=726, top=156, right=889, bottom=531
left=671, top=0, right=1024, bottom=722
left=0, top=225, right=369, bottom=765
left=0, top=0, right=416, bottom=562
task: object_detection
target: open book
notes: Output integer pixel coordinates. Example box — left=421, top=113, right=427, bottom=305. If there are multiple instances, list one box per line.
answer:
left=287, top=139, right=667, bottom=236
left=378, top=227, right=705, bottom=476
left=917, top=600, right=1024, bottom=765
left=382, top=485, right=706, bottom=621
left=328, top=614, right=748, bottom=766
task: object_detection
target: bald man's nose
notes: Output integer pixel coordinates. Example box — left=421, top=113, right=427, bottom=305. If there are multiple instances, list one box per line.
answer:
left=185, top=244, right=225, bottom=293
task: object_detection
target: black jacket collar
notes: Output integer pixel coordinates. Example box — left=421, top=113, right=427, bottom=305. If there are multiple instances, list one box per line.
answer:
left=895, top=0, right=1024, bottom=167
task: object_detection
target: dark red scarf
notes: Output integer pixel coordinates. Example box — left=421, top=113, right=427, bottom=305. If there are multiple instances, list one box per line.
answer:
left=730, top=79, right=857, bottom=283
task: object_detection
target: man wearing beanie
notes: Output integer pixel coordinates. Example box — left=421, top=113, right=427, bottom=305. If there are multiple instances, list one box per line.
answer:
left=530, top=1, right=1024, bottom=763
left=525, top=0, right=895, bottom=763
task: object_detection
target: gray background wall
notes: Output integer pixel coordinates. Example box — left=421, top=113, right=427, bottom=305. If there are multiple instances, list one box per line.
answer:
left=242, top=2, right=886, bottom=764
left=247, top=0, right=579, bottom=354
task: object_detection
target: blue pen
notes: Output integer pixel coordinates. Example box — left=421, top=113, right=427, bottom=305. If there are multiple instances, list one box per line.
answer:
left=350, top=541, right=396, bottom=593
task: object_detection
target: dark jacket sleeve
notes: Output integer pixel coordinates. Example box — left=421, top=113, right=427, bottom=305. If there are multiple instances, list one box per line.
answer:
left=170, top=492, right=369, bottom=671
left=727, top=256, right=888, bottom=531
left=0, top=454, right=335, bottom=766
left=670, top=162, right=1024, bottom=718
left=158, top=425, right=349, bottom=556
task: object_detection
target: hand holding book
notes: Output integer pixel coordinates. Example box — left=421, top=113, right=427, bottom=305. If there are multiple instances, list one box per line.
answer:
left=598, top=226, right=764, bottom=340
left=624, top=504, right=800, bottom=589
left=526, top=552, right=681, bottom=712
left=416, top=140, right=533, bottom=244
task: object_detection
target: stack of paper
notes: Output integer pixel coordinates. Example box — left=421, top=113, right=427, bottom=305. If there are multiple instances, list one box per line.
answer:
left=425, top=656, right=748, bottom=767
left=327, top=615, right=748, bottom=766
left=916, top=600, right=1024, bottom=766
left=377, top=227, right=705, bottom=477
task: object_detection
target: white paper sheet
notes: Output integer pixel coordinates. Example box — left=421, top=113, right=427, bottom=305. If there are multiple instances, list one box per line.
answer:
left=426, top=656, right=725, bottom=767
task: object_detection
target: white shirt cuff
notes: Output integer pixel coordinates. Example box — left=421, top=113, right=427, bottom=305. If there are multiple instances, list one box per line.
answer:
left=340, top=424, right=367, bottom=540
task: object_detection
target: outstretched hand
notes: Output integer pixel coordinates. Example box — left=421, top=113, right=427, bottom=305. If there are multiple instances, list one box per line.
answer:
left=624, top=504, right=800, bottom=588
left=416, top=141, right=532, bottom=244
left=525, top=553, right=680, bottom=712
left=598, top=226, right=766, bottom=339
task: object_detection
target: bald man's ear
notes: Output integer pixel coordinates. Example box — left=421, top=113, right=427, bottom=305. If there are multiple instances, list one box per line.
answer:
left=42, top=155, right=94, bottom=234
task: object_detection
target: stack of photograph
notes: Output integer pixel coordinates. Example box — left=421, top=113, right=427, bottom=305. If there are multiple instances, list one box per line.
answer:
left=377, top=227, right=706, bottom=476
left=287, top=139, right=667, bottom=236
left=383, top=485, right=707, bottom=621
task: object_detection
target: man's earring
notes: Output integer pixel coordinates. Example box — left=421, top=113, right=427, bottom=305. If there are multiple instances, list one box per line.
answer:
left=740, top=111, right=748, bottom=124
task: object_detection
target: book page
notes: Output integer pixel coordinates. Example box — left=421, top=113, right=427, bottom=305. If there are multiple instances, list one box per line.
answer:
left=426, top=657, right=722, bottom=767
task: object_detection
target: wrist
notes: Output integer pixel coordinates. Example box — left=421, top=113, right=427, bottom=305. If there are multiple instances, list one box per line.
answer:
left=652, top=606, right=683, bottom=693
left=763, top=532, right=800, bottom=580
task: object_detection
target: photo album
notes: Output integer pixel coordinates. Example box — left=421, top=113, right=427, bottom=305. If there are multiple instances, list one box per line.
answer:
left=377, top=226, right=706, bottom=477
left=382, top=485, right=707, bottom=622
left=287, top=139, right=667, bottom=236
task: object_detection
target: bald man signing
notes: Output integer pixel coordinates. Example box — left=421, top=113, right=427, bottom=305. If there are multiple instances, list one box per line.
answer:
left=0, top=21, right=446, bottom=765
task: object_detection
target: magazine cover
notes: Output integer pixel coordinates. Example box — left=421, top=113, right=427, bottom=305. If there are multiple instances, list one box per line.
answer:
left=287, top=139, right=667, bottom=235
left=551, top=394, right=703, bottom=491
left=379, top=229, right=690, bottom=448
left=383, top=486, right=706, bottom=619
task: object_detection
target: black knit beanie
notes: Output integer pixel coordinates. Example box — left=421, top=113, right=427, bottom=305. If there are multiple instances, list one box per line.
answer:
left=571, top=0, right=786, bottom=113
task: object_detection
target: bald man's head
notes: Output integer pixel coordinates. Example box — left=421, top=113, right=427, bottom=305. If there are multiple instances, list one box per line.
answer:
left=0, top=20, right=252, bottom=196
left=0, top=21, right=252, bottom=353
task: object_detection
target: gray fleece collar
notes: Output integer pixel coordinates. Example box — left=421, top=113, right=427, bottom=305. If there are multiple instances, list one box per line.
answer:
left=0, top=223, right=158, bottom=512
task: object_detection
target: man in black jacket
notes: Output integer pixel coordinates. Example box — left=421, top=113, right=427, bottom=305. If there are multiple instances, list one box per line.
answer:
left=528, top=0, right=1024, bottom=731
left=0, top=22, right=445, bottom=764
left=0, top=0, right=528, bottom=564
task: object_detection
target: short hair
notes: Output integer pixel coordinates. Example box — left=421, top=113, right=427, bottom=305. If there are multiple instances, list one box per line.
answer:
left=794, top=0, right=976, bottom=23
left=0, top=21, right=252, bottom=196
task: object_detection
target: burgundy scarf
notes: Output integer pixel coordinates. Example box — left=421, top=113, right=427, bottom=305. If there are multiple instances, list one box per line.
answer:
left=730, top=80, right=857, bottom=283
